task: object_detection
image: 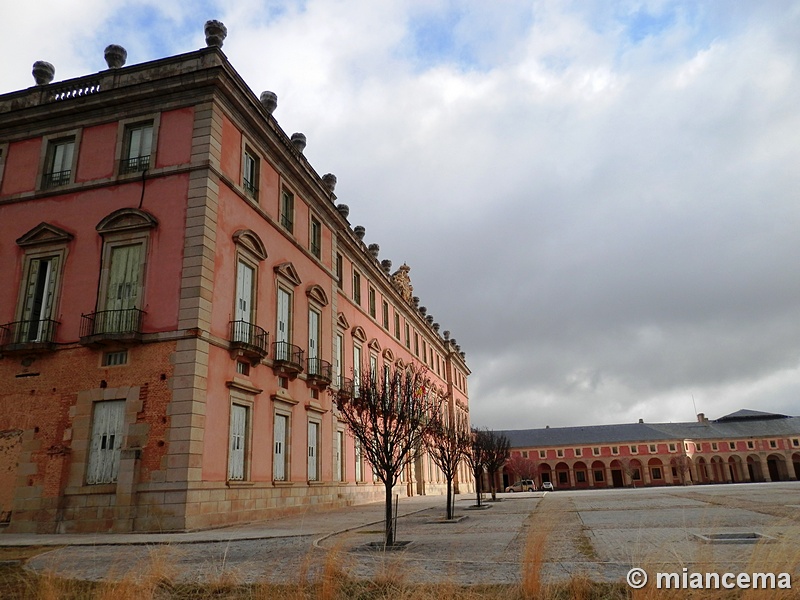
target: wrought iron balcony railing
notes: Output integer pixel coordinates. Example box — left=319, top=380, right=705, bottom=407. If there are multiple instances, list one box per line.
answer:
left=243, top=178, right=258, bottom=198
left=306, top=357, right=332, bottom=389
left=229, top=319, right=268, bottom=361
left=336, top=375, right=354, bottom=398
left=42, top=169, right=71, bottom=189
left=0, top=319, right=59, bottom=352
left=272, top=341, right=304, bottom=374
left=80, top=308, right=145, bottom=343
left=120, top=154, right=151, bottom=174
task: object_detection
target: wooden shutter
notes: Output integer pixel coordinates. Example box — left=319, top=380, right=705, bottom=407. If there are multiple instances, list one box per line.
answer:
left=308, top=309, right=319, bottom=360
left=106, top=244, right=142, bottom=312
left=276, top=288, right=291, bottom=359
left=235, top=261, right=254, bottom=323
left=336, top=431, right=344, bottom=482
left=228, top=404, right=246, bottom=481
left=273, top=414, right=287, bottom=481
left=87, top=400, right=125, bottom=484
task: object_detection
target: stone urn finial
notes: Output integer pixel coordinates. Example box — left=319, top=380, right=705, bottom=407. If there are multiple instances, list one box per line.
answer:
left=291, top=132, right=306, bottom=153
left=32, top=61, right=55, bottom=85
left=354, top=225, right=365, bottom=240
left=419, top=306, right=427, bottom=316
left=381, top=259, right=392, bottom=273
left=204, top=20, right=227, bottom=47
left=322, top=173, right=337, bottom=193
left=337, top=204, right=350, bottom=219
left=368, top=243, right=380, bottom=259
left=260, top=91, right=277, bottom=114
left=104, top=45, right=127, bottom=69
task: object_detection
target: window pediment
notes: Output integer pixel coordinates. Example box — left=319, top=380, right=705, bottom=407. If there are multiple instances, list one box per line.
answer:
left=383, top=348, right=395, bottom=362
left=306, top=284, right=329, bottom=306
left=96, top=208, right=157, bottom=235
left=232, top=230, right=267, bottom=261
left=351, top=326, right=367, bottom=342
left=274, top=262, right=301, bottom=286
left=16, top=222, right=74, bottom=247
left=337, top=312, right=350, bottom=330
left=368, top=338, right=381, bottom=352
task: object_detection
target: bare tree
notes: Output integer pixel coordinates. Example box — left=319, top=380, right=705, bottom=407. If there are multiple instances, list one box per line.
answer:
left=506, top=453, right=539, bottom=483
left=334, top=366, right=442, bottom=546
left=483, top=429, right=511, bottom=501
left=619, top=457, right=642, bottom=488
left=465, top=428, right=488, bottom=507
left=423, top=404, right=471, bottom=520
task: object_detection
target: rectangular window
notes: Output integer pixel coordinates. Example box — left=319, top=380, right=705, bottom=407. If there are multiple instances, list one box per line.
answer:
left=336, top=430, right=345, bottom=482
left=611, top=446, right=619, bottom=455
left=352, top=271, right=361, bottom=305
left=101, top=243, right=144, bottom=333
left=405, top=322, right=410, bottom=348
left=310, top=216, right=321, bottom=258
left=649, top=444, right=657, bottom=453
left=335, top=333, right=344, bottom=385
left=121, top=123, right=153, bottom=174
left=630, top=445, right=638, bottom=454
left=394, top=313, right=400, bottom=339
left=369, top=353, right=378, bottom=378
left=308, top=421, right=320, bottom=481
left=651, top=467, right=662, bottom=480
left=308, top=308, right=320, bottom=373
left=336, top=253, right=343, bottom=288
left=273, top=413, right=288, bottom=481
left=236, top=360, right=250, bottom=375
left=539, top=450, right=546, bottom=459
left=576, top=471, right=586, bottom=483
left=228, top=404, right=248, bottom=481
left=574, top=448, right=582, bottom=457
left=747, top=440, right=755, bottom=449
left=793, top=439, right=799, bottom=448
left=522, top=451, right=528, bottom=458
left=769, top=440, right=777, bottom=449
left=275, top=287, right=292, bottom=357
left=632, top=468, right=641, bottom=481
left=594, top=469, right=604, bottom=482
left=355, top=438, right=363, bottom=482
left=235, top=259, right=255, bottom=326
left=729, top=441, right=737, bottom=450
left=382, top=300, right=389, bottom=329
left=558, top=471, right=568, bottom=484
left=668, top=443, right=677, bottom=452
left=414, top=332, right=419, bottom=356
left=242, top=148, right=259, bottom=198
left=87, top=400, right=125, bottom=484
left=592, top=447, right=600, bottom=456
left=280, top=190, right=294, bottom=233
left=368, top=287, right=376, bottom=318
left=353, top=344, right=362, bottom=397
left=18, top=255, right=61, bottom=343
left=102, top=350, right=128, bottom=366
left=711, top=442, right=718, bottom=451
left=43, top=138, right=75, bottom=188
left=556, top=449, right=564, bottom=458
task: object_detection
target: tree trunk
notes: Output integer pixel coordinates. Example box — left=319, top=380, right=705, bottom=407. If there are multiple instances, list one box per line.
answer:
left=490, top=469, right=497, bottom=501
left=384, top=482, right=394, bottom=547
left=474, top=470, right=482, bottom=507
left=446, top=477, right=453, bottom=520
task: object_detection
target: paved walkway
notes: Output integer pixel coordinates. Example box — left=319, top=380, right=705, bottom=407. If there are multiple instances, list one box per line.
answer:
left=2, top=482, right=799, bottom=586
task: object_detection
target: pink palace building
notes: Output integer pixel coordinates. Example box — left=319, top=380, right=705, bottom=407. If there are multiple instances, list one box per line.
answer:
left=0, top=22, right=471, bottom=533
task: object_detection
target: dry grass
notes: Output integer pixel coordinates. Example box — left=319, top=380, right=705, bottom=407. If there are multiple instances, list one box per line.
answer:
left=3, top=519, right=799, bottom=599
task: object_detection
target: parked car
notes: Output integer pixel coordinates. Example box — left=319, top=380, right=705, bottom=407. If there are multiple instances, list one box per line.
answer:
left=505, top=479, right=536, bottom=492
left=541, top=481, right=555, bottom=491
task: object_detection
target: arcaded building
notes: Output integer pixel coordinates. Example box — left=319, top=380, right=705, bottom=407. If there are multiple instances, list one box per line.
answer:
left=0, top=23, right=471, bottom=533
left=501, top=409, right=800, bottom=490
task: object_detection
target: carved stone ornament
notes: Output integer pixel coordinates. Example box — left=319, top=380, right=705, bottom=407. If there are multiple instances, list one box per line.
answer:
left=104, top=45, right=127, bottom=69
left=390, top=263, right=414, bottom=304
left=204, top=20, right=228, bottom=47
left=32, top=61, right=55, bottom=85
left=260, top=91, right=278, bottom=114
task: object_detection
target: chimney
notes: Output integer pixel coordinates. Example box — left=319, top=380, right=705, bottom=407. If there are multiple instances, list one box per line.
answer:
left=638, top=418, right=644, bottom=423
left=697, top=413, right=707, bottom=423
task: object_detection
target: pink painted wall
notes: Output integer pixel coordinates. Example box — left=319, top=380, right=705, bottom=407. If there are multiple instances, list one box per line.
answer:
left=76, top=123, right=116, bottom=182
left=1, top=138, right=41, bottom=195
left=157, top=108, right=194, bottom=168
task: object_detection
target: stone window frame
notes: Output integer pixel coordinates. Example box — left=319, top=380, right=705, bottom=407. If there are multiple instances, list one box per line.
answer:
left=280, top=187, right=295, bottom=234
left=309, top=213, right=322, bottom=259
left=38, top=128, right=82, bottom=190
left=306, top=415, right=322, bottom=483
left=116, top=114, right=161, bottom=178
left=272, top=405, right=293, bottom=483
left=574, top=448, right=582, bottom=457
left=227, top=390, right=254, bottom=484
left=538, top=450, right=546, bottom=459
left=241, top=139, right=260, bottom=201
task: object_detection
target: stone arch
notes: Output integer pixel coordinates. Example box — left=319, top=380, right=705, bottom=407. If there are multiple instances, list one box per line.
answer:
left=746, top=454, right=764, bottom=482
left=766, top=453, right=789, bottom=481
left=648, top=457, right=665, bottom=484
left=555, top=461, right=570, bottom=488
left=792, top=452, right=800, bottom=480
left=96, top=208, right=157, bottom=235
left=591, top=460, right=608, bottom=487
left=727, top=455, right=744, bottom=483
left=573, top=461, right=589, bottom=488
left=538, top=462, right=552, bottom=486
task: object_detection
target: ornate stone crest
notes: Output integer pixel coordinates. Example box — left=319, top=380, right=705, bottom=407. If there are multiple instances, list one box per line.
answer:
left=391, top=263, right=414, bottom=304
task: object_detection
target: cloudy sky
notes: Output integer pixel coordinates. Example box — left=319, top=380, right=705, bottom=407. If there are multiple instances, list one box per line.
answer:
left=4, top=1, right=799, bottom=429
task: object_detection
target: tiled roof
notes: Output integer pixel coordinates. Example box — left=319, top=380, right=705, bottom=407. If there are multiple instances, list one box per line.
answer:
left=499, top=409, right=800, bottom=448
